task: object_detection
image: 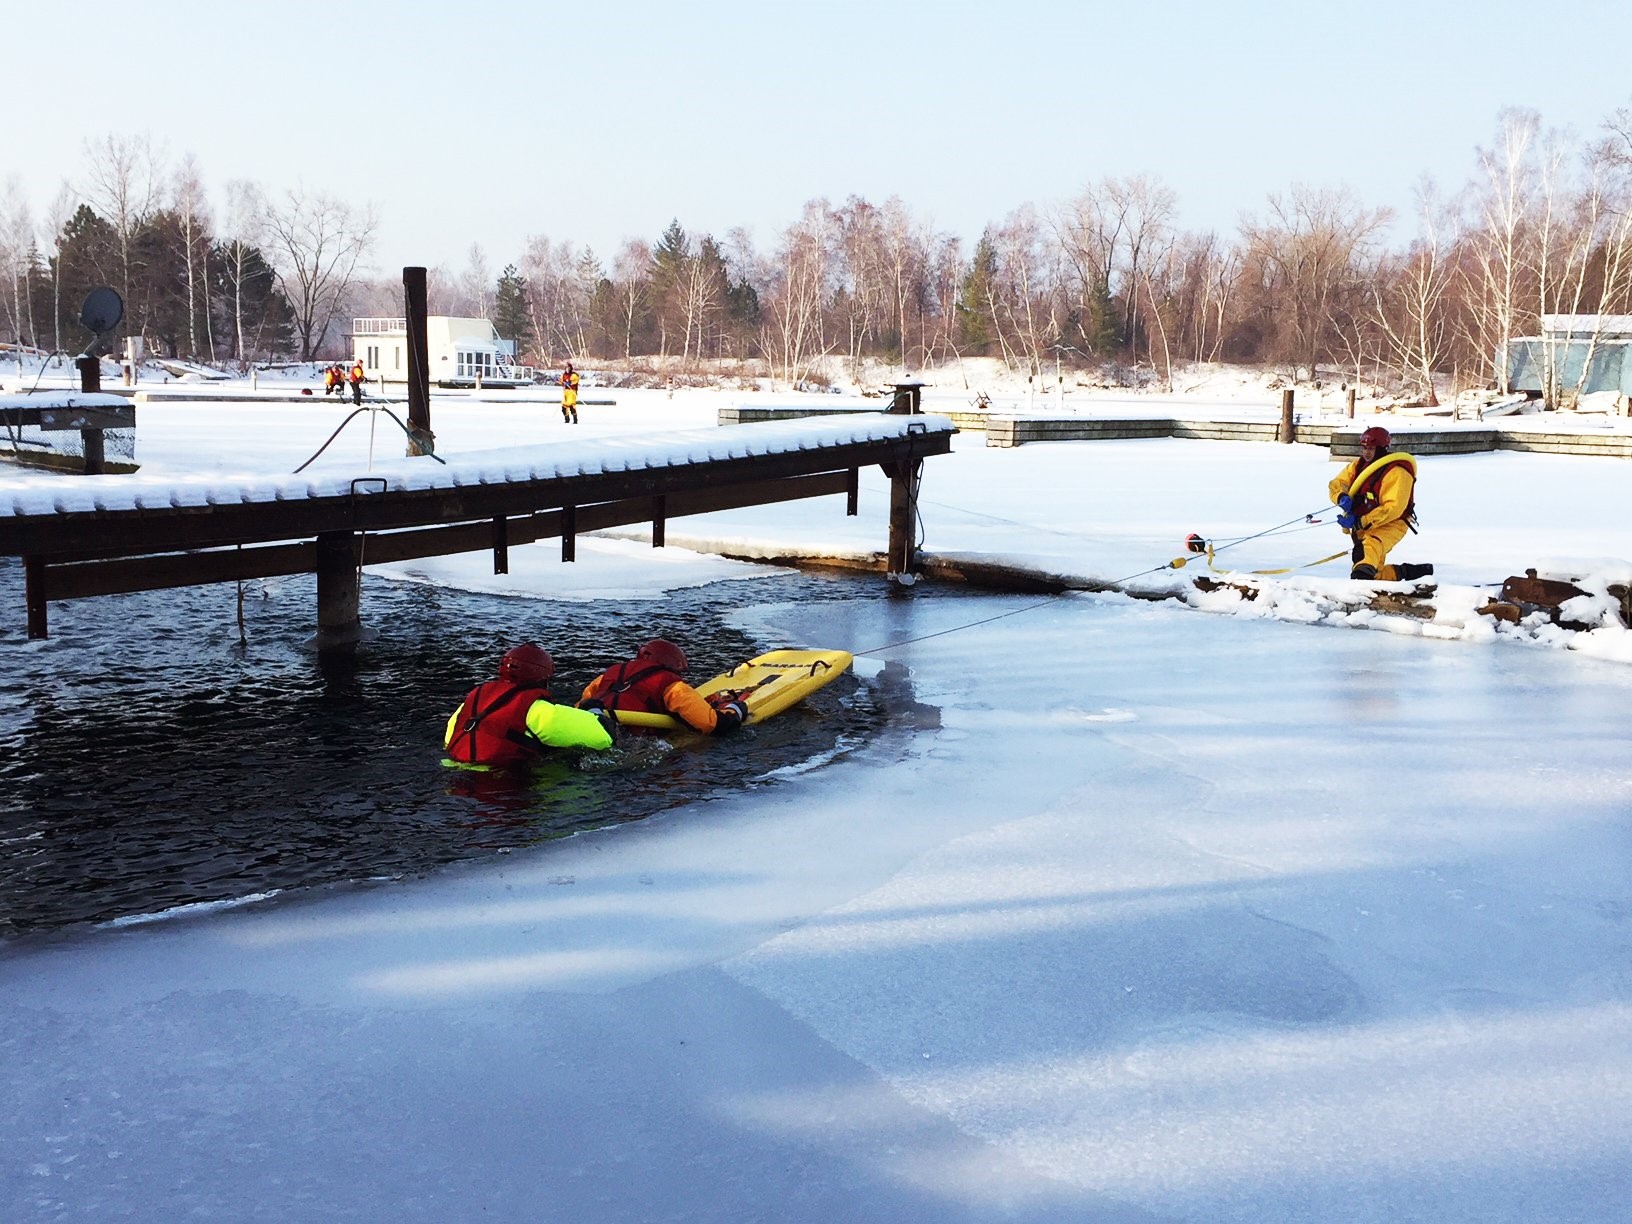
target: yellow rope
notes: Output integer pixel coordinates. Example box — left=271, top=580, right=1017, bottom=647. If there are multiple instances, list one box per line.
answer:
left=1167, top=545, right=1349, bottom=576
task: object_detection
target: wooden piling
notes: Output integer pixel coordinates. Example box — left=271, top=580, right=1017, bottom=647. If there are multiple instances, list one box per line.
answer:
left=24, top=556, right=46, bottom=639
left=404, top=267, right=434, bottom=456
left=1279, top=388, right=1296, bottom=443
left=314, top=531, right=361, bottom=648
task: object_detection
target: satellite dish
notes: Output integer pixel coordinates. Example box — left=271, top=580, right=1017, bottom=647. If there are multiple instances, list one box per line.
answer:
left=79, top=286, right=124, bottom=336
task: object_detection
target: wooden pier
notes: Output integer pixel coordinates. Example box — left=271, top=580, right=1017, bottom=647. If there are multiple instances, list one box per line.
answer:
left=0, top=415, right=953, bottom=644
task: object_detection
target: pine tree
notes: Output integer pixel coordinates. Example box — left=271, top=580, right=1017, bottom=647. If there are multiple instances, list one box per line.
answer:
left=52, top=205, right=120, bottom=351
left=956, top=234, right=997, bottom=354
left=493, top=264, right=531, bottom=351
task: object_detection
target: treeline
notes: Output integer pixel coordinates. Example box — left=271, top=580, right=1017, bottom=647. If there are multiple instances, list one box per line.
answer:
left=4, top=107, right=1632, bottom=398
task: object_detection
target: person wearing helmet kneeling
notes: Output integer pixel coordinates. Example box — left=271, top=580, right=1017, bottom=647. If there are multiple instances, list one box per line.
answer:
left=578, top=638, right=748, bottom=735
left=444, top=642, right=616, bottom=769
left=1329, top=425, right=1434, bottom=582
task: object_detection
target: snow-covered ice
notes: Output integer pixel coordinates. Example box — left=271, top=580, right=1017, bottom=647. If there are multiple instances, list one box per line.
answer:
left=2, top=371, right=1630, bottom=1222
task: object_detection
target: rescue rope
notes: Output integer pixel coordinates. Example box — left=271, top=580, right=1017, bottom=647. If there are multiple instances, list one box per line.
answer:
left=857, top=502, right=1345, bottom=656
left=292, top=405, right=447, bottom=474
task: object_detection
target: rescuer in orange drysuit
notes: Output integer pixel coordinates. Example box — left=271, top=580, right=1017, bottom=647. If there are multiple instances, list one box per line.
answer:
left=579, top=638, right=747, bottom=735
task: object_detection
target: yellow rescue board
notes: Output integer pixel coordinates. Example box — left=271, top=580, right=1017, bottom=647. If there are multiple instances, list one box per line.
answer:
left=613, top=648, right=853, bottom=732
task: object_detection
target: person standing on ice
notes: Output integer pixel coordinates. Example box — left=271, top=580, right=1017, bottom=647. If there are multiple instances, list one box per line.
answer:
left=444, top=643, right=617, bottom=769
left=579, top=638, right=747, bottom=735
left=1329, top=425, right=1433, bottom=581
left=349, top=358, right=365, bottom=405
left=560, top=361, right=580, bottom=424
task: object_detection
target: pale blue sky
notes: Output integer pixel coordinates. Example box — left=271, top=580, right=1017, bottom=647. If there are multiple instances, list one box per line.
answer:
left=8, top=0, right=1630, bottom=274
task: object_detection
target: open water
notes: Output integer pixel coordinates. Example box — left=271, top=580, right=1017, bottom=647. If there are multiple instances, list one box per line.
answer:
left=0, top=560, right=899, bottom=942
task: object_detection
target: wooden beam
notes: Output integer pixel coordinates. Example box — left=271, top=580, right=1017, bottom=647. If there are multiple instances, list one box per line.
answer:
left=0, top=433, right=950, bottom=557
left=27, top=469, right=858, bottom=601
left=40, top=541, right=316, bottom=599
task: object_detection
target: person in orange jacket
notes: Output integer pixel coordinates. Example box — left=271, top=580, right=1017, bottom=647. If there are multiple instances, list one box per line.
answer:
left=579, top=638, right=746, bottom=735
left=349, top=359, right=365, bottom=405
left=1329, top=426, right=1433, bottom=581
left=323, top=365, right=339, bottom=396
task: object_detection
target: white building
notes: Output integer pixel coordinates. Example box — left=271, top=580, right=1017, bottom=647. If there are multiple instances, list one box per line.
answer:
left=351, top=317, right=535, bottom=388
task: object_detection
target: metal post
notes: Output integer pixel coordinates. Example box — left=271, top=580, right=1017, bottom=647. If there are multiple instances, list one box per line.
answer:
left=404, top=267, right=434, bottom=456
left=1279, top=388, right=1296, bottom=443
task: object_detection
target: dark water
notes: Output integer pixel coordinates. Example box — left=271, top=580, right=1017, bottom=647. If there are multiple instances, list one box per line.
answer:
left=0, top=560, right=893, bottom=941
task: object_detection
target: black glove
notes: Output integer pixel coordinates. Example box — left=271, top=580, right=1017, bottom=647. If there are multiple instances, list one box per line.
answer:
left=593, top=708, right=619, bottom=741
left=580, top=698, right=605, bottom=712
left=710, top=699, right=748, bottom=736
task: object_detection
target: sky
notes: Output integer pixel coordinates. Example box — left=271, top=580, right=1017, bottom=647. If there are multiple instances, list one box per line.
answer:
left=6, top=0, right=1632, bottom=277
left=3, top=371, right=1632, bottom=1219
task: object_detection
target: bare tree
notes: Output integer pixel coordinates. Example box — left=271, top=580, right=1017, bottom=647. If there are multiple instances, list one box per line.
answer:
left=835, top=196, right=887, bottom=372
left=171, top=154, right=212, bottom=359
left=610, top=238, right=651, bottom=360
left=1463, top=109, right=1541, bottom=394
left=261, top=185, right=378, bottom=360
left=760, top=200, right=837, bottom=385
left=219, top=180, right=267, bottom=366
left=1373, top=179, right=1458, bottom=403
left=1239, top=184, right=1391, bottom=375
left=44, top=183, right=73, bottom=353
left=988, top=204, right=1062, bottom=376
left=80, top=132, right=165, bottom=331
left=0, top=176, right=33, bottom=345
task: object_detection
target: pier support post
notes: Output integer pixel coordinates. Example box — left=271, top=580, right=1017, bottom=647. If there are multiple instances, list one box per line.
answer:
left=404, top=267, right=435, bottom=457
left=1279, top=388, right=1296, bottom=443
left=315, top=531, right=362, bottom=649
left=886, top=382, right=925, bottom=585
left=25, top=556, right=47, bottom=640
left=886, top=464, right=921, bottom=584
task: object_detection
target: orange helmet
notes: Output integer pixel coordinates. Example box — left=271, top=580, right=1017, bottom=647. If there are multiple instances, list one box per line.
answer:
left=499, top=642, right=554, bottom=687
left=1360, top=426, right=1391, bottom=450
left=636, top=638, right=687, bottom=674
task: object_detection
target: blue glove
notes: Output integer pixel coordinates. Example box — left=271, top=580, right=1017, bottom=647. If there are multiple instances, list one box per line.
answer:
left=1337, top=511, right=1360, bottom=530
left=1337, top=493, right=1353, bottom=513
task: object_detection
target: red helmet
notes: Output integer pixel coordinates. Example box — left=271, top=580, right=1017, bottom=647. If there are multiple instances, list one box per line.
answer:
left=637, top=638, right=688, bottom=674
left=499, top=642, right=554, bottom=687
left=1359, top=426, right=1391, bottom=450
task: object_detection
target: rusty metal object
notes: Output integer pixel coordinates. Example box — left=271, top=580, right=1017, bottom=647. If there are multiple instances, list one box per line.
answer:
left=1479, top=569, right=1597, bottom=631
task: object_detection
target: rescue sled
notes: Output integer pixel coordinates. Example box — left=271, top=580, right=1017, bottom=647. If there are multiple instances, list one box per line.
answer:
left=612, top=648, right=853, bottom=731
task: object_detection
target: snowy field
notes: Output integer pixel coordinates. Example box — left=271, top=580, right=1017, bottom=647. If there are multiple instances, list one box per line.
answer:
left=3, top=371, right=1632, bottom=1222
